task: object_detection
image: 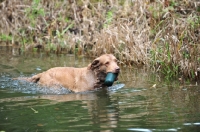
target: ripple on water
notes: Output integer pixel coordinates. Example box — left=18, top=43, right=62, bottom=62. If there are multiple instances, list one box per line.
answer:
left=11, top=80, right=73, bottom=94
left=183, top=122, right=200, bottom=126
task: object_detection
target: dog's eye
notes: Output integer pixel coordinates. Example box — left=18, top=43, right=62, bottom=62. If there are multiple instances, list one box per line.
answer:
left=105, top=62, right=109, bottom=65
left=114, top=59, right=118, bottom=63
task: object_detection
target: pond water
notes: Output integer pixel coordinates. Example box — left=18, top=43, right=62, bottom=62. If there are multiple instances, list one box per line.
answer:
left=0, top=46, right=200, bottom=132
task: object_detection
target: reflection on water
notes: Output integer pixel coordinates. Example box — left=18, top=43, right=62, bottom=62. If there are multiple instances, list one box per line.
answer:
left=0, top=46, right=200, bottom=132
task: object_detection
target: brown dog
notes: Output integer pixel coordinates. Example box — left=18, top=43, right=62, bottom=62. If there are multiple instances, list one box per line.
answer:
left=18, top=54, right=120, bottom=92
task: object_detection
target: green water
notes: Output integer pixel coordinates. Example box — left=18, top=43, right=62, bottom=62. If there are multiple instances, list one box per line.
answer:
left=0, top=46, right=200, bottom=132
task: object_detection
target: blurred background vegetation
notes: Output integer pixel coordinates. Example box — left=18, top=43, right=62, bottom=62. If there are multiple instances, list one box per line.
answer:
left=0, top=0, right=199, bottom=80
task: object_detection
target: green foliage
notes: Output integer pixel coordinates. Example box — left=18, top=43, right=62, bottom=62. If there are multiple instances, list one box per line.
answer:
left=187, top=15, right=200, bottom=29
left=56, top=24, right=73, bottom=39
left=169, top=0, right=178, bottom=7
left=150, top=42, right=179, bottom=80
left=104, top=10, right=113, bottom=28
left=48, top=42, right=56, bottom=51
left=197, top=6, right=200, bottom=12
left=25, top=0, right=45, bottom=26
left=55, top=23, right=73, bottom=50
left=64, top=17, right=70, bottom=23
left=161, top=62, right=179, bottom=80
left=0, top=34, right=12, bottom=41
left=33, top=48, right=37, bottom=52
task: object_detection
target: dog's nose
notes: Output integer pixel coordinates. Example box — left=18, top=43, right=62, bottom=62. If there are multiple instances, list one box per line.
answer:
left=115, top=67, right=120, bottom=73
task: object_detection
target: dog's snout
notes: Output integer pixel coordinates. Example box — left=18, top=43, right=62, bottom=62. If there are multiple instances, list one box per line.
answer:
left=115, top=67, right=120, bottom=73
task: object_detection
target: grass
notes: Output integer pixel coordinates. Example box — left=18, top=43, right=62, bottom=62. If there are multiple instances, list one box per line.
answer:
left=0, top=0, right=199, bottom=80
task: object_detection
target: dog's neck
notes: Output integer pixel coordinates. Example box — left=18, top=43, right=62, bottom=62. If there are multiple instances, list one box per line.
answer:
left=93, top=70, right=107, bottom=88
left=87, top=65, right=107, bottom=89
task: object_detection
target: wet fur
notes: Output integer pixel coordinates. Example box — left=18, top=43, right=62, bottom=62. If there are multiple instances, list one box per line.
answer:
left=16, top=54, right=120, bottom=92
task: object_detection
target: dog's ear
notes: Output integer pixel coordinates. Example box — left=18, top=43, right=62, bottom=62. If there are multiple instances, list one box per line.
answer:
left=88, top=59, right=100, bottom=70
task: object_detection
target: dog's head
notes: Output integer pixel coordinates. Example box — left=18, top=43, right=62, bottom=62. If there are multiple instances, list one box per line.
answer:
left=88, top=54, right=120, bottom=83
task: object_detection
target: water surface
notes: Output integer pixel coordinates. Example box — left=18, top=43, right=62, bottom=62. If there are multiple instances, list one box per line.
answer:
left=0, top=46, right=200, bottom=132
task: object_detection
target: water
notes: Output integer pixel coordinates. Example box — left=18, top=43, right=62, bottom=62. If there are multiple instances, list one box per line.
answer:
left=0, top=46, right=200, bottom=132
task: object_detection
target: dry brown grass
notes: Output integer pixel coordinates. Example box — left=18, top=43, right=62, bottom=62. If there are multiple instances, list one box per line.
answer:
left=0, top=0, right=199, bottom=79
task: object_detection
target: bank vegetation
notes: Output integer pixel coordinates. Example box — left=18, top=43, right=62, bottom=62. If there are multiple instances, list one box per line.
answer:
left=0, top=0, right=199, bottom=80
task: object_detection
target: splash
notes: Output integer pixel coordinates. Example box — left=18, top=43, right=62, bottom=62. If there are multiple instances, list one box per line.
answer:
left=0, top=74, right=72, bottom=94
left=107, top=83, right=125, bottom=92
